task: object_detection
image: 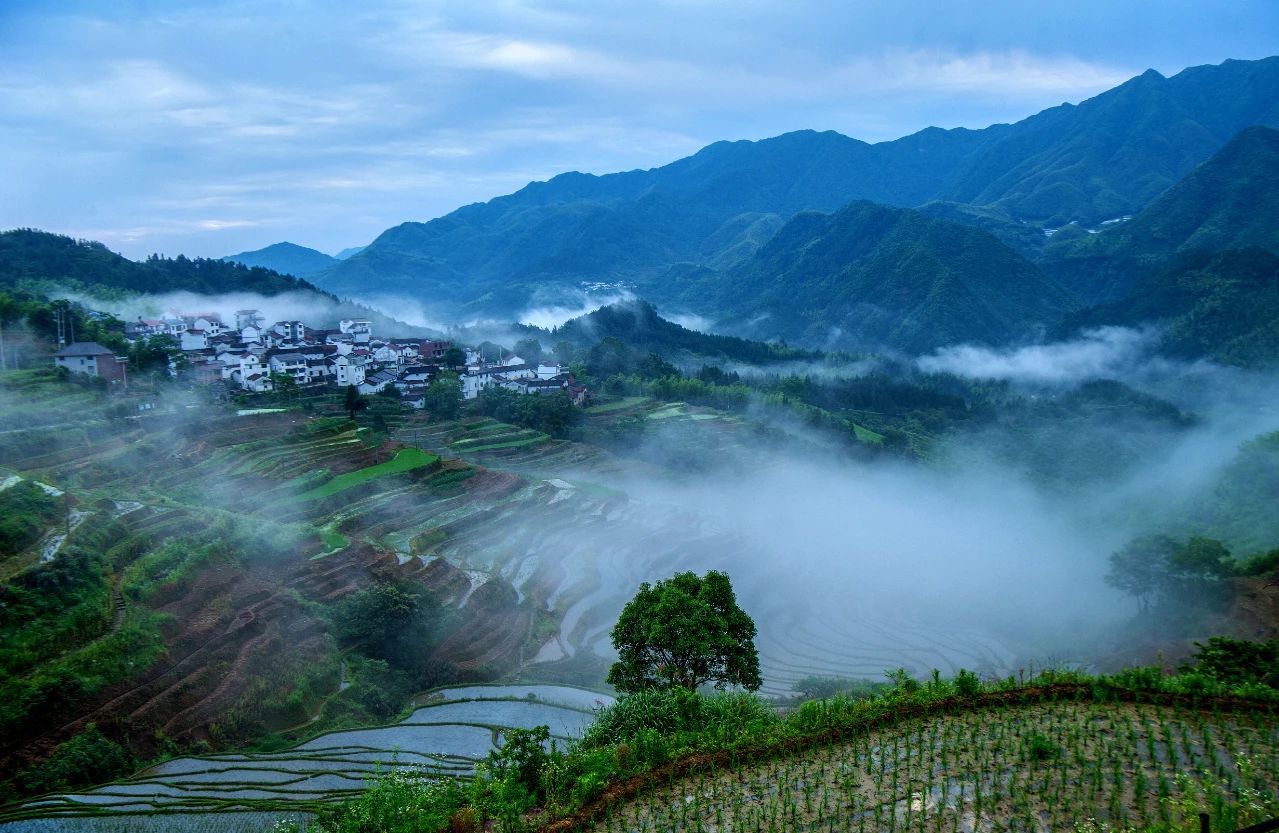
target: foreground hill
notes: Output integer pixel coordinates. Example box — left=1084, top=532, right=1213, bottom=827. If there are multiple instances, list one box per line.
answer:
left=222, top=241, right=340, bottom=280
left=1047, top=125, right=1279, bottom=302
left=690, top=201, right=1073, bottom=353
left=315, top=56, right=1279, bottom=318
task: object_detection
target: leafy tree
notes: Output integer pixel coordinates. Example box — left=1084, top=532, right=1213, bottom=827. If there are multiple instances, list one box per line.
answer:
left=423, top=371, right=462, bottom=420
left=343, top=385, right=367, bottom=420
left=334, top=582, right=441, bottom=676
left=441, top=346, right=466, bottom=368
left=513, top=338, right=544, bottom=363
left=1106, top=534, right=1178, bottom=612
left=607, top=570, right=761, bottom=692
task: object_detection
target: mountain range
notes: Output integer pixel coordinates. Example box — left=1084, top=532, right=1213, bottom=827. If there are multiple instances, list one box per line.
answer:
left=256, top=56, right=1279, bottom=328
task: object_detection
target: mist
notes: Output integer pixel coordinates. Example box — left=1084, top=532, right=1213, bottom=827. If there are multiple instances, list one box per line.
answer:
left=50, top=287, right=432, bottom=337
left=916, top=326, right=1161, bottom=384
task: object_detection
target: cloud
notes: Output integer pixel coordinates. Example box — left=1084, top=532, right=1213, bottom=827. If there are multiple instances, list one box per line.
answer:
left=916, top=327, right=1161, bottom=384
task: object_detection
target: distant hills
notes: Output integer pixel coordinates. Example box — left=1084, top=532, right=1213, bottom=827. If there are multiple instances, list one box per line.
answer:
left=301, top=56, right=1279, bottom=324
left=2, top=230, right=320, bottom=296
left=222, top=241, right=340, bottom=280
left=1052, top=126, right=1279, bottom=367
left=0, top=229, right=428, bottom=335
left=688, top=201, right=1073, bottom=352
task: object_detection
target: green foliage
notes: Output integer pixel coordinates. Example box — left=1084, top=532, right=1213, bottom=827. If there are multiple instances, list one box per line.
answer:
left=791, top=676, right=889, bottom=702
left=333, top=582, right=443, bottom=679
left=423, top=371, right=462, bottom=420
left=469, top=387, right=580, bottom=438
left=607, top=570, right=761, bottom=693
left=581, top=687, right=778, bottom=750
left=1106, top=534, right=1236, bottom=621
left=1024, top=731, right=1060, bottom=762
left=15, top=724, right=136, bottom=795
left=1183, top=637, right=1279, bottom=688
left=0, top=481, right=60, bottom=558
left=342, top=385, right=366, bottom=420
left=291, top=768, right=469, bottom=833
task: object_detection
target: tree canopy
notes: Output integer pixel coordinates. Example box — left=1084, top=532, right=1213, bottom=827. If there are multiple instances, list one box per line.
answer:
left=607, top=570, right=761, bottom=693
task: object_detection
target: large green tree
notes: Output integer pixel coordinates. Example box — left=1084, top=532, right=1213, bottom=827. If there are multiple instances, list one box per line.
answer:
left=607, top=570, right=761, bottom=692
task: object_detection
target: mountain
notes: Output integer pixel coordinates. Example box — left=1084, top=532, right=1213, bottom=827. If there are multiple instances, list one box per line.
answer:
left=687, top=201, right=1074, bottom=353
left=1045, top=125, right=1279, bottom=302
left=1, top=229, right=321, bottom=295
left=0, top=229, right=430, bottom=335
left=1061, top=248, right=1279, bottom=368
left=316, top=56, right=1279, bottom=320
left=334, top=246, right=365, bottom=260
left=222, top=241, right=339, bottom=279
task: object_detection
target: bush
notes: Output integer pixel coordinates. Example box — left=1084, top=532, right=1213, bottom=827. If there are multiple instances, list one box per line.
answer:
left=17, top=724, right=136, bottom=794
left=580, top=688, right=776, bottom=750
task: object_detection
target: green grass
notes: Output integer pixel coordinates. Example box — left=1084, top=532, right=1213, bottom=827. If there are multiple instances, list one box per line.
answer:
left=295, top=449, right=440, bottom=501
left=585, top=396, right=649, bottom=414
left=453, top=436, right=548, bottom=452
left=852, top=423, right=885, bottom=444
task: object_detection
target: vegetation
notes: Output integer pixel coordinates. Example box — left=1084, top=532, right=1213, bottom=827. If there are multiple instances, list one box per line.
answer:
left=295, top=447, right=439, bottom=501
left=607, top=570, right=761, bottom=693
left=0, top=480, right=60, bottom=559
left=285, top=651, right=1279, bottom=833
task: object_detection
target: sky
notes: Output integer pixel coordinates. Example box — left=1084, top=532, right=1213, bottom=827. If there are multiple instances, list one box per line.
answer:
left=1, top=1, right=1276, bottom=260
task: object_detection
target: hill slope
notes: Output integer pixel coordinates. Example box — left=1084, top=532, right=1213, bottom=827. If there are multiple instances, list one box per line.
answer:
left=316, top=56, right=1279, bottom=319
left=1046, top=125, right=1279, bottom=302
left=690, top=201, right=1073, bottom=353
left=222, top=241, right=339, bottom=279
left=1062, top=248, right=1279, bottom=367
left=0, top=229, right=321, bottom=296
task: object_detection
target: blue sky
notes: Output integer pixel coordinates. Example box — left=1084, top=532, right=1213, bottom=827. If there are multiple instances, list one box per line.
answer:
left=1, top=0, right=1276, bottom=260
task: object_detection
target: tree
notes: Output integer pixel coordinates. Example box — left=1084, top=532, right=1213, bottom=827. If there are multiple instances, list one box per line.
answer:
left=513, top=337, right=544, bottom=363
left=607, top=570, right=761, bottom=692
left=343, top=384, right=367, bottom=420
left=442, top=346, right=466, bottom=368
left=1105, top=534, right=1178, bottom=612
left=334, top=582, right=441, bottom=675
left=423, top=371, right=462, bottom=420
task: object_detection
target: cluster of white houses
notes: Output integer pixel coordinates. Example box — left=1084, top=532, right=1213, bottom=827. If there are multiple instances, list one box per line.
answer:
left=55, top=309, right=587, bottom=407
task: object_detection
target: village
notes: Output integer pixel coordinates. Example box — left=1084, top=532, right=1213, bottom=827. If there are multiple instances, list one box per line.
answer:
left=50, top=308, right=589, bottom=408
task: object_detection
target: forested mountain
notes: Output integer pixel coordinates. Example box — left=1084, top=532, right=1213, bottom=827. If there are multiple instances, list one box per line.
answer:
left=1045, top=125, right=1279, bottom=302
left=222, top=241, right=340, bottom=279
left=314, top=56, right=1279, bottom=320
left=0, top=229, right=321, bottom=296
left=685, top=202, right=1073, bottom=353
left=1061, top=248, right=1279, bottom=368
left=0, top=229, right=428, bottom=335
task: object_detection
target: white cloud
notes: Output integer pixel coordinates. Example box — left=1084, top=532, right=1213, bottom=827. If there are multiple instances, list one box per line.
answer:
left=916, top=327, right=1161, bottom=384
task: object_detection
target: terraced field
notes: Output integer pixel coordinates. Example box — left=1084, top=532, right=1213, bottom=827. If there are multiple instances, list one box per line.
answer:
left=0, top=685, right=612, bottom=832
left=592, top=699, right=1279, bottom=833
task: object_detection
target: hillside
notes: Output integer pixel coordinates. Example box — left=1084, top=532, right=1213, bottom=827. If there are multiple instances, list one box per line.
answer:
left=315, top=56, right=1279, bottom=319
left=222, top=241, right=340, bottom=279
left=0, top=229, right=430, bottom=336
left=0, top=229, right=321, bottom=296
left=1046, top=125, right=1279, bottom=302
left=537, top=299, right=820, bottom=365
left=1062, top=249, right=1279, bottom=368
left=690, top=201, right=1074, bottom=353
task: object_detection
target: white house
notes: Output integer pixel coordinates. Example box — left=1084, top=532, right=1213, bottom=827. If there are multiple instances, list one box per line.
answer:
left=180, top=330, right=209, bottom=351
left=359, top=368, right=397, bottom=394
left=240, top=325, right=264, bottom=345
left=332, top=354, right=367, bottom=387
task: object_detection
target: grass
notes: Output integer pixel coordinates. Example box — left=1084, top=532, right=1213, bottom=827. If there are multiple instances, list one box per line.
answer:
left=585, top=396, right=649, bottom=414
left=853, top=423, right=885, bottom=444
left=295, top=449, right=440, bottom=501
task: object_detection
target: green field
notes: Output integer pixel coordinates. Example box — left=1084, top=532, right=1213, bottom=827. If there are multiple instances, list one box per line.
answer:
left=295, top=448, right=440, bottom=501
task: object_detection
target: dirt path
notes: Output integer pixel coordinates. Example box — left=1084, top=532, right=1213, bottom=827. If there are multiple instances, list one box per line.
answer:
left=111, top=581, right=126, bottom=631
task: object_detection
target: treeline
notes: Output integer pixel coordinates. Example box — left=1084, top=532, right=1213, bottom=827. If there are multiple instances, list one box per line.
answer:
left=0, top=289, right=181, bottom=375
left=0, top=229, right=322, bottom=296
